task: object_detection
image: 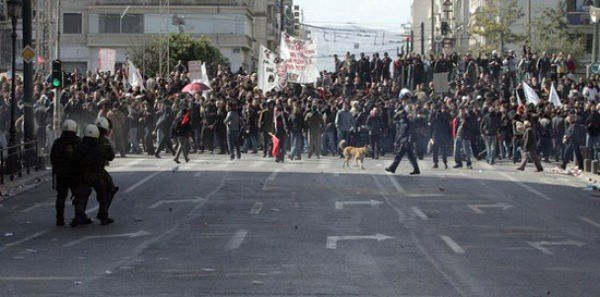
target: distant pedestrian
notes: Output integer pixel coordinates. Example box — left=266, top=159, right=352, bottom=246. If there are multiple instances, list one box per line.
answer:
left=224, top=102, right=242, bottom=160
left=517, top=121, right=544, bottom=172
left=173, top=108, right=192, bottom=163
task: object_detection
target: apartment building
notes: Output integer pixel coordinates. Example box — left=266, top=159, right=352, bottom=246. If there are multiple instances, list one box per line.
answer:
left=0, top=0, right=298, bottom=73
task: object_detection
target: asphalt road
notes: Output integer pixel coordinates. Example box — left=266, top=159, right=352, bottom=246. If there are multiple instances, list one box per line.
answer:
left=0, top=153, right=598, bottom=297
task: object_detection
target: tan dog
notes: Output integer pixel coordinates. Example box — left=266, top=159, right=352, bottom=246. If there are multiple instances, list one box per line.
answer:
left=339, top=140, right=371, bottom=170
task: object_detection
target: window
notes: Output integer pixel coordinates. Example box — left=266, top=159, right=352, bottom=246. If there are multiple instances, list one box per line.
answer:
left=122, top=14, right=144, bottom=33
left=99, top=14, right=120, bottom=34
left=98, top=14, right=143, bottom=34
left=63, top=13, right=83, bottom=34
left=62, top=62, right=87, bottom=73
left=586, top=34, right=593, bottom=53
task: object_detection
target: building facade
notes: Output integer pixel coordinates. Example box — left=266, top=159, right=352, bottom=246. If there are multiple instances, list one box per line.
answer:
left=413, top=0, right=575, bottom=54
left=0, top=0, right=297, bottom=73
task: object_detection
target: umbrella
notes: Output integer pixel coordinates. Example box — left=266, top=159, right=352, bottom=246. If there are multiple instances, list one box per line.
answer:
left=182, top=81, right=211, bottom=95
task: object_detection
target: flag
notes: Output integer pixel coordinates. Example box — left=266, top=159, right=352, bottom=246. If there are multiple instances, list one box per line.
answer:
left=515, top=89, right=523, bottom=106
left=200, top=62, right=210, bottom=85
left=522, top=82, right=540, bottom=106
left=258, top=45, right=279, bottom=93
left=128, top=61, right=145, bottom=90
left=591, top=6, right=600, bottom=23
left=270, top=133, right=280, bottom=157
left=549, top=83, right=563, bottom=107
left=279, top=33, right=319, bottom=84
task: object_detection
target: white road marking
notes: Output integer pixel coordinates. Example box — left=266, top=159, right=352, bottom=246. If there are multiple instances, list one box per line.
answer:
left=21, top=202, right=54, bottom=213
left=405, top=193, right=445, bottom=198
left=335, top=200, right=383, bottom=210
left=148, top=197, right=206, bottom=209
left=441, top=235, right=466, bottom=254
left=124, top=171, right=162, bottom=193
left=249, top=202, right=263, bottom=215
left=468, top=203, right=513, bottom=214
left=262, top=169, right=281, bottom=191
left=225, top=229, right=248, bottom=250
left=194, top=172, right=203, bottom=178
left=0, top=276, right=94, bottom=281
left=580, top=217, right=600, bottom=230
left=387, top=175, right=406, bottom=194
left=326, top=233, right=394, bottom=249
left=499, top=172, right=552, bottom=201
left=63, top=230, right=151, bottom=248
left=4, top=231, right=48, bottom=248
left=428, top=172, right=468, bottom=177
left=411, top=206, right=428, bottom=220
left=527, top=240, right=585, bottom=255
left=333, top=172, right=340, bottom=177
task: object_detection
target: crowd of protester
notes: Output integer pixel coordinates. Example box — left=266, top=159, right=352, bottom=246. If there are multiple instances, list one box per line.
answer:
left=1, top=44, right=600, bottom=172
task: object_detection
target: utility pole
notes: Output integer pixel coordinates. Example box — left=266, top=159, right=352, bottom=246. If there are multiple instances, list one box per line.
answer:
left=431, top=0, right=435, bottom=54
left=500, top=0, right=505, bottom=53
left=56, top=0, right=61, bottom=60
left=280, top=0, right=286, bottom=40
left=22, top=0, right=33, bottom=143
left=594, top=0, right=600, bottom=64
left=421, top=22, right=425, bottom=55
left=527, top=0, right=532, bottom=43
left=410, top=30, right=415, bottom=53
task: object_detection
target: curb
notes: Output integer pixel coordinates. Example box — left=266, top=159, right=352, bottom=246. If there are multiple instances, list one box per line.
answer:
left=0, top=171, right=52, bottom=202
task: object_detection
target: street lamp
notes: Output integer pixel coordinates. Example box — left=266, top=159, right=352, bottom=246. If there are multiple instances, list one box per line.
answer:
left=7, top=0, right=22, bottom=148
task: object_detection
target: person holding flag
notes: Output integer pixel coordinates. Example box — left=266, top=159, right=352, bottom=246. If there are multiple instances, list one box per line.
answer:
left=273, top=104, right=288, bottom=163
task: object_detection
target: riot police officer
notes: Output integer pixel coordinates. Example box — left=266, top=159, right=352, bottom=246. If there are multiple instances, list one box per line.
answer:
left=385, top=107, right=420, bottom=175
left=72, top=124, right=115, bottom=226
left=96, top=117, right=119, bottom=214
left=50, top=120, right=81, bottom=226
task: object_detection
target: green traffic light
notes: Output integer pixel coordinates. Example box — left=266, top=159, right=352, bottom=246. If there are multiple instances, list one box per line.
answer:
left=52, top=78, right=61, bottom=87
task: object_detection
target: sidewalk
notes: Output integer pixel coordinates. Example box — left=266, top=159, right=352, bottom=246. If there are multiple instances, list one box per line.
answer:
left=0, top=168, right=51, bottom=200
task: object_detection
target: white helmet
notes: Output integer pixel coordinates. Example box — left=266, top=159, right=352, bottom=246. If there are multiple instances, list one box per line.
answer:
left=84, top=124, right=100, bottom=139
left=95, top=117, right=110, bottom=131
left=399, top=88, right=412, bottom=99
left=62, top=119, right=77, bottom=132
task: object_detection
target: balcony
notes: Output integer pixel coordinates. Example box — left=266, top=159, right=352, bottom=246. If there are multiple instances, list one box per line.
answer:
left=90, top=0, right=251, bottom=6
left=86, top=33, right=253, bottom=49
left=567, top=11, right=592, bottom=26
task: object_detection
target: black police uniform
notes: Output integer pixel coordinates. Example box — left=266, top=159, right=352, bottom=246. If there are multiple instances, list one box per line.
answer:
left=50, top=131, right=81, bottom=226
left=73, top=136, right=115, bottom=226
left=386, top=109, right=420, bottom=174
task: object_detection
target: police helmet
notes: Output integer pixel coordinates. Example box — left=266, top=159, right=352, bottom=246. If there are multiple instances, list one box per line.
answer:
left=62, top=119, right=77, bottom=132
left=95, top=117, right=110, bottom=131
left=399, top=88, right=412, bottom=99
left=84, top=124, right=100, bottom=139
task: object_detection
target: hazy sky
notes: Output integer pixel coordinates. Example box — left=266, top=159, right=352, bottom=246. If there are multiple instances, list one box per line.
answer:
left=294, top=0, right=413, bottom=71
left=294, top=0, right=413, bottom=30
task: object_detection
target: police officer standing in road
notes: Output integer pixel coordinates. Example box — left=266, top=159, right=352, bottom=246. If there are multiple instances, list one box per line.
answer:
left=72, top=124, right=116, bottom=226
left=385, top=106, right=420, bottom=175
left=96, top=117, right=119, bottom=211
left=50, top=120, right=81, bottom=226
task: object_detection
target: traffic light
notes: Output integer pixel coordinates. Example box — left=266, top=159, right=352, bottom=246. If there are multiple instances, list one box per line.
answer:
left=51, top=60, right=63, bottom=89
left=441, top=22, right=451, bottom=36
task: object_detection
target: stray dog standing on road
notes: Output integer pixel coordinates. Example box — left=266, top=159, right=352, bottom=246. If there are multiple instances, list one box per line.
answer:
left=339, top=140, right=371, bottom=170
